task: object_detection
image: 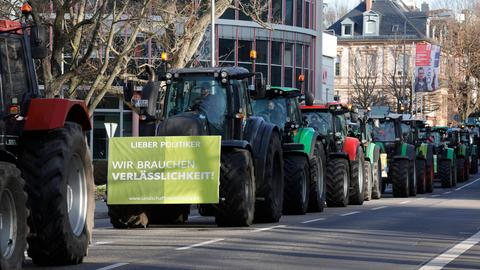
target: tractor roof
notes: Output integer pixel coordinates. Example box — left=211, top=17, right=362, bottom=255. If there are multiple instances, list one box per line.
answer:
left=300, top=102, right=350, bottom=111
left=264, top=86, right=301, bottom=98
left=169, top=66, right=252, bottom=79
left=369, top=112, right=402, bottom=120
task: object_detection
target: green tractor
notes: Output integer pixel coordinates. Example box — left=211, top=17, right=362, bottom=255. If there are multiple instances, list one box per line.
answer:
left=428, top=126, right=457, bottom=188
left=369, top=107, right=417, bottom=197
left=447, top=128, right=471, bottom=183
left=462, top=126, right=479, bottom=174
left=350, top=109, right=382, bottom=200
left=301, top=102, right=366, bottom=207
left=401, top=116, right=435, bottom=194
left=252, top=87, right=326, bottom=214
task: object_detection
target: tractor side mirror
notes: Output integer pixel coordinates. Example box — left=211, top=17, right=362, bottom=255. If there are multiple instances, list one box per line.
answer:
left=250, top=72, right=266, bottom=98
left=305, top=92, right=314, bottom=106
left=140, top=81, right=162, bottom=118
left=30, top=25, right=47, bottom=59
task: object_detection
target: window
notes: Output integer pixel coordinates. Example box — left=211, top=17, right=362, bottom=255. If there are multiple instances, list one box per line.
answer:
left=256, top=40, right=268, bottom=63
left=286, top=0, right=293, bottom=25
left=285, top=67, right=293, bottom=87
left=284, top=43, right=293, bottom=67
left=305, top=1, right=310, bottom=28
left=272, top=0, right=282, bottom=23
left=295, top=44, right=303, bottom=67
left=219, top=39, right=235, bottom=62
left=238, top=40, right=252, bottom=63
left=221, top=8, right=235, bottom=20
left=271, top=41, right=282, bottom=65
left=366, top=20, right=376, bottom=34
left=239, top=0, right=252, bottom=21
left=335, top=61, right=341, bottom=76
left=296, top=0, right=303, bottom=27
left=271, top=65, right=281, bottom=86
left=344, top=24, right=353, bottom=35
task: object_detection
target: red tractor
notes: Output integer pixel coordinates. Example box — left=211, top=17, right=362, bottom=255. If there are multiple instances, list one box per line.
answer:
left=0, top=5, right=94, bottom=268
left=301, top=102, right=366, bottom=206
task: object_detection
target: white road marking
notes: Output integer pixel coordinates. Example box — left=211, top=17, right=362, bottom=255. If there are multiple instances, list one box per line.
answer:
left=92, top=241, right=112, bottom=246
left=417, top=198, right=426, bottom=200
left=431, top=194, right=441, bottom=197
left=455, top=178, right=480, bottom=191
left=419, top=230, right=480, bottom=270
left=252, top=225, right=287, bottom=232
left=95, top=263, right=129, bottom=270
left=301, top=218, right=326, bottom=224
left=399, top=200, right=411, bottom=204
left=340, top=211, right=360, bottom=217
left=189, top=215, right=201, bottom=219
left=176, top=238, right=224, bottom=251
left=443, top=191, right=452, bottom=195
left=372, top=206, right=388, bottom=210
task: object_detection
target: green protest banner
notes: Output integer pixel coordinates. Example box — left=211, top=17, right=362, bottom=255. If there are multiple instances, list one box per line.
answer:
left=107, top=136, right=221, bottom=204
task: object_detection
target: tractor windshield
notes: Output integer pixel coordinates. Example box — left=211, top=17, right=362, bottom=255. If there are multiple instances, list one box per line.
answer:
left=252, top=97, right=287, bottom=128
left=303, top=111, right=332, bottom=136
left=0, top=37, right=29, bottom=113
left=371, top=120, right=396, bottom=142
left=165, top=76, right=228, bottom=135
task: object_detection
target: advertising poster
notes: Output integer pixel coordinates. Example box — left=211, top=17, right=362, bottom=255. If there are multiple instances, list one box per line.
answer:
left=107, top=136, right=221, bottom=205
left=414, top=43, right=441, bottom=92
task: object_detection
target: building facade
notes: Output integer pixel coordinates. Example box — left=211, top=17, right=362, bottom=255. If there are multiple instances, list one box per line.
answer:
left=328, top=0, right=452, bottom=125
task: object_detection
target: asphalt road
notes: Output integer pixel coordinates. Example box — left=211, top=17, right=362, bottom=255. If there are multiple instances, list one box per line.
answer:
left=24, top=176, right=480, bottom=270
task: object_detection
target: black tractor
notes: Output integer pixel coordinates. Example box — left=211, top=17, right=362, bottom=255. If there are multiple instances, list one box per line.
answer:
left=108, top=67, right=285, bottom=227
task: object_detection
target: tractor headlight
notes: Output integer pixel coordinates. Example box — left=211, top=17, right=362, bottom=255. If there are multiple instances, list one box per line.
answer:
left=220, top=71, right=228, bottom=78
left=165, top=73, right=173, bottom=79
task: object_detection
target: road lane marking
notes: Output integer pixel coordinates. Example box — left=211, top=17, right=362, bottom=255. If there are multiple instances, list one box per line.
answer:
left=340, top=211, right=360, bottom=217
left=419, top=230, right=480, bottom=270
left=417, top=198, right=426, bottom=200
left=252, top=225, right=286, bottom=232
left=399, top=200, right=411, bottom=204
left=455, top=178, right=480, bottom=191
left=372, top=206, right=388, bottom=210
left=176, top=238, right=224, bottom=251
left=443, top=191, right=452, bottom=195
left=95, top=263, right=129, bottom=270
left=92, top=241, right=112, bottom=246
left=301, top=218, right=326, bottom=224
left=431, top=194, right=441, bottom=197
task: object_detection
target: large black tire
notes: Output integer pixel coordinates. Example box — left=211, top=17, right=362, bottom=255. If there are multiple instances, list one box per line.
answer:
left=0, top=162, right=28, bottom=270
left=349, top=148, right=365, bottom=205
left=439, top=160, right=453, bottom=188
left=283, top=155, right=309, bottom=215
left=409, top=160, right=417, bottom=197
left=471, top=155, right=478, bottom=174
left=391, top=159, right=409, bottom=197
left=216, top=148, right=255, bottom=227
left=416, top=160, right=426, bottom=194
left=363, top=161, right=372, bottom=201
left=20, top=122, right=95, bottom=266
left=149, top=205, right=190, bottom=224
left=254, top=132, right=284, bottom=223
left=308, top=143, right=326, bottom=212
left=326, top=158, right=350, bottom=207
left=371, top=159, right=382, bottom=199
left=457, top=157, right=466, bottom=183
left=425, top=164, right=434, bottom=193
left=108, top=205, right=149, bottom=228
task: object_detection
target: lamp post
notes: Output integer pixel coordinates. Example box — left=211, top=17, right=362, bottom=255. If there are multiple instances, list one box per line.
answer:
left=211, top=0, right=216, bottom=67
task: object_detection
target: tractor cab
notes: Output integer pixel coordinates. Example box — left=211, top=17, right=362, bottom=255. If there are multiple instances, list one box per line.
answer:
left=300, top=102, right=351, bottom=153
left=401, top=114, right=427, bottom=146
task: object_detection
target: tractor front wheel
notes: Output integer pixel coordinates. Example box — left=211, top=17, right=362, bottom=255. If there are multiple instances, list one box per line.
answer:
left=283, top=155, right=310, bottom=215
left=349, top=148, right=365, bottom=205
left=416, top=160, right=426, bottom=194
left=439, top=160, right=453, bottom=188
left=391, top=159, right=409, bottom=198
left=371, top=159, right=382, bottom=199
left=308, top=143, right=326, bottom=212
left=326, top=158, right=350, bottom=207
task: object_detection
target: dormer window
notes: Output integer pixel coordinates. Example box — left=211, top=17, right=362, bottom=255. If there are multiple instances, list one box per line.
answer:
left=363, top=10, right=380, bottom=36
left=341, top=18, right=354, bottom=37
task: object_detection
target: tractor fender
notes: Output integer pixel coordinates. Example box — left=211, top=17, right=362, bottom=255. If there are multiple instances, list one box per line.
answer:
left=393, top=155, right=410, bottom=161
left=283, top=143, right=305, bottom=153
left=342, top=137, right=361, bottom=161
left=245, top=116, right=280, bottom=184
left=222, top=140, right=252, bottom=152
left=293, top=127, right=316, bottom=157
left=24, top=98, right=91, bottom=131
left=366, top=143, right=380, bottom=164
left=283, top=150, right=309, bottom=160
left=399, top=143, right=416, bottom=161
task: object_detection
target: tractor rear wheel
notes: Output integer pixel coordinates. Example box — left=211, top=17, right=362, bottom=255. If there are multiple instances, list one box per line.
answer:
left=425, top=165, right=434, bottom=193
left=471, top=155, right=478, bottom=174
left=363, top=162, right=372, bottom=201
left=326, top=158, right=350, bottom=207
left=283, top=155, right=310, bottom=215
left=108, top=205, right=149, bottom=228
left=440, top=160, right=453, bottom=188
left=457, top=157, right=466, bottom=183
left=409, top=160, right=417, bottom=197
left=349, top=148, right=365, bottom=205
left=308, top=143, right=326, bottom=212
left=0, top=162, right=27, bottom=270
left=391, top=159, right=409, bottom=198
left=216, top=148, right=255, bottom=227
left=20, top=122, right=94, bottom=266
left=254, top=132, right=284, bottom=223
left=371, top=159, right=382, bottom=199
left=416, top=160, right=426, bottom=194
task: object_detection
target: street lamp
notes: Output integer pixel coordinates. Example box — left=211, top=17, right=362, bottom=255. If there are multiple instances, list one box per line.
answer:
left=211, top=0, right=216, bottom=67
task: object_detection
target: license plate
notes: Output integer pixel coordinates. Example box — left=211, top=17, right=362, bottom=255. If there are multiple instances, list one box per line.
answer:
left=133, top=99, right=148, bottom=108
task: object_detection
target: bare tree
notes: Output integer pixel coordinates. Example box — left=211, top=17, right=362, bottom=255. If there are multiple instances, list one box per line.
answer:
left=350, top=49, right=381, bottom=109
left=324, top=2, right=350, bottom=28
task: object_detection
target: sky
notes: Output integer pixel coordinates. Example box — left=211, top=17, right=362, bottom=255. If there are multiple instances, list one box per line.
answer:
left=323, top=0, right=436, bottom=9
